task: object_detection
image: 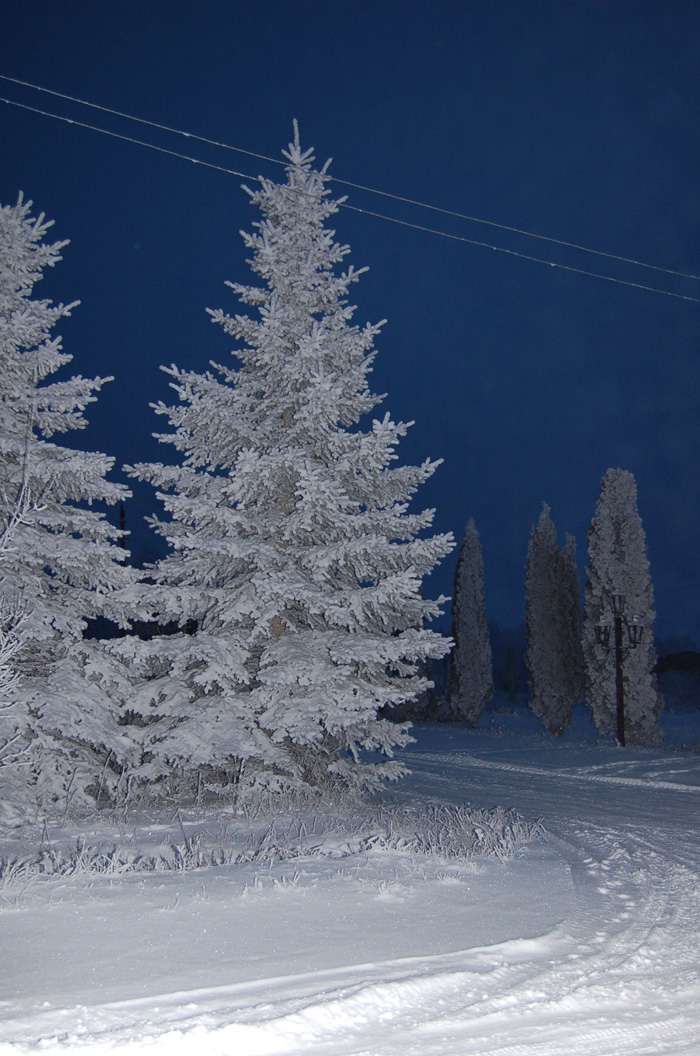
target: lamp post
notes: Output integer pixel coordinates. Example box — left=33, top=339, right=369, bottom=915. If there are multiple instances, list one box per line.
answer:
left=595, top=590, right=643, bottom=747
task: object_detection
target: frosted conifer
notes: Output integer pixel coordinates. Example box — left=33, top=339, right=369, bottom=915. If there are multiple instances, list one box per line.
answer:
left=583, top=468, right=662, bottom=746
left=0, top=194, right=132, bottom=819
left=447, top=519, right=493, bottom=725
left=124, top=128, right=453, bottom=799
left=526, top=506, right=560, bottom=731
left=558, top=533, right=585, bottom=711
left=525, top=506, right=582, bottom=733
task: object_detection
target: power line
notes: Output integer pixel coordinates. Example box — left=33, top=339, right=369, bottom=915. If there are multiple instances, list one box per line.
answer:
left=0, top=74, right=283, bottom=167
left=3, top=94, right=700, bottom=305
left=1, top=97, right=253, bottom=180
left=342, top=181, right=700, bottom=284
left=343, top=203, right=700, bottom=304
left=3, top=72, right=699, bottom=285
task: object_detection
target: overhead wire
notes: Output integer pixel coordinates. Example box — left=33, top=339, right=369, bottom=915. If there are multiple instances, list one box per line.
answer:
left=1, top=97, right=253, bottom=180
left=341, top=203, right=700, bottom=304
left=3, top=71, right=700, bottom=285
left=0, top=74, right=284, bottom=166
left=2, top=91, right=700, bottom=304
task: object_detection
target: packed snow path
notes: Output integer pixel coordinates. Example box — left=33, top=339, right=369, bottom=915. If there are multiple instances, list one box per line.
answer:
left=386, top=732, right=700, bottom=1055
left=2, top=721, right=700, bottom=1054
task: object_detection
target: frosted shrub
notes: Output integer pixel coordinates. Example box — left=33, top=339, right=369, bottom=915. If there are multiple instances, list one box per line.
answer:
left=0, top=799, right=542, bottom=890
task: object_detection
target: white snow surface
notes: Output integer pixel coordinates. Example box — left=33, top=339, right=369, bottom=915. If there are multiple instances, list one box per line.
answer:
left=3, top=701, right=700, bottom=1055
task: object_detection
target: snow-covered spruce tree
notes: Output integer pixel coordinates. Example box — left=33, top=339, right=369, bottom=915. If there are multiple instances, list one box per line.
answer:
left=447, top=519, right=493, bottom=725
left=583, top=468, right=662, bottom=746
left=0, top=194, right=132, bottom=819
left=525, top=505, right=583, bottom=733
left=123, top=128, right=453, bottom=800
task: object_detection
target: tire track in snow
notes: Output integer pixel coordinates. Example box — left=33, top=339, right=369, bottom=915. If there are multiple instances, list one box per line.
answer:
left=418, top=750, right=700, bottom=794
left=153, top=780, right=699, bottom=1055
left=192, top=824, right=699, bottom=1056
left=241, top=747, right=700, bottom=1054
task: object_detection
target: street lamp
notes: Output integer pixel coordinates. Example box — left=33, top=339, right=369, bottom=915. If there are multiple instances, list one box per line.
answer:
left=595, top=589, right=643, bottom=747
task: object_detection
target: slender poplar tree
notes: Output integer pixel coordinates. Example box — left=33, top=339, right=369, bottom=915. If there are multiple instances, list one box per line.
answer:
left=526, top=506, right=561, bottom=731
left=122, top=128, right=453, bottom=800
left=448, top=519, right=493, bottom=725
left=558, top=533, right=585, bottom=712
left=525, top=506, right=583, bottom=733
left=583, top=468, right=662, bottom=746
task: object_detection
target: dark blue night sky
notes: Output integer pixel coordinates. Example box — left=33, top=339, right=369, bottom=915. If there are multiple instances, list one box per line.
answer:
left=1, top=1, right=699, bottom=642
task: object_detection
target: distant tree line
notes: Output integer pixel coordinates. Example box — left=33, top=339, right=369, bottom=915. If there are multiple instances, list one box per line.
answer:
left=444, top=470, right=665, bottom=746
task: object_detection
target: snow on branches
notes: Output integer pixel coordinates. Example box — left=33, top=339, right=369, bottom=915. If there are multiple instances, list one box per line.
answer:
left=0, top=194, right=133, bottom=822
left=583, top=468, right=662, bottom=746
left=525, top=505, right=584, bottom=734
left=124, top=128, right=453, bottom=799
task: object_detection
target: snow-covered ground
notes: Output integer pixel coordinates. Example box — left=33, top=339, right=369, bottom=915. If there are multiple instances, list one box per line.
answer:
left=2, top=698, right=700, bottom=1055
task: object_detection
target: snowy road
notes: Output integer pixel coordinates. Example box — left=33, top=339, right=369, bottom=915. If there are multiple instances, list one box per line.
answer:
left=381, top=734, right=700, bottom=1055
left=224, top=733, right=700, bottom=1056
left=2, top=721, right=700, bottom=1054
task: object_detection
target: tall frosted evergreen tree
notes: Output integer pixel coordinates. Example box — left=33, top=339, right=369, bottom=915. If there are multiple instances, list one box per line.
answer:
left=583, top=468, right=662, bottom=746
left=123, top=128, right=453, bottom=798
left=558, top=533, right=585, bottom=711
left=447, top=519, right=493, bottom=725
left=0, top=194, right=132, bottom=819
left=525, top=506, right=583, bottom=733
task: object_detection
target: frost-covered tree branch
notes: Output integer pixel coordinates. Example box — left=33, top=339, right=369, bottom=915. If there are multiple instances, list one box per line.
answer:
left=0, top=481, right=36, bottom=703
left=0, top=193, right=136, bottom=823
